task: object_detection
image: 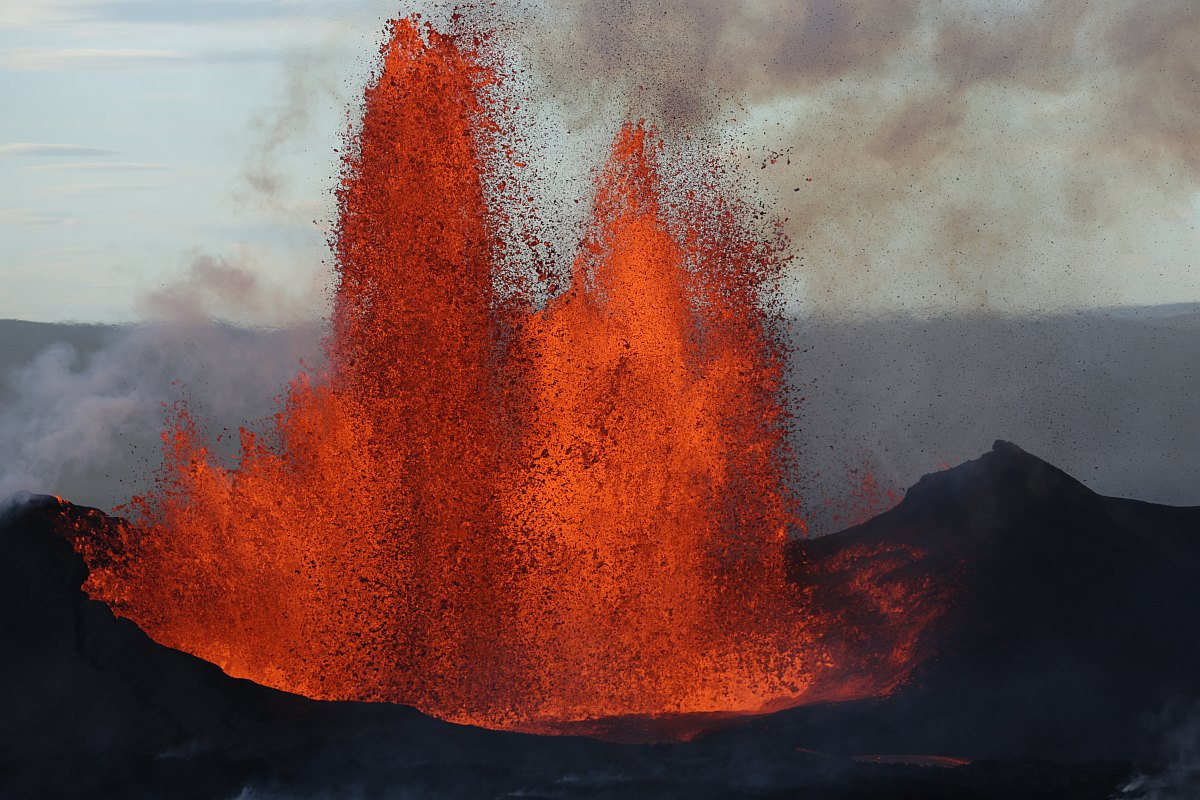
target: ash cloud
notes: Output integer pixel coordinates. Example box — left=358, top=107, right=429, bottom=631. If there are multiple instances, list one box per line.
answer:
left=137, top=250, right=326, bottom=325
left=517, top=0, right=1200, bottom=313
left=494, top=1, right=1200, bottom=514
left=238, top=44, right=347, bottom=216
left=523, top=0, right=925, bottom=125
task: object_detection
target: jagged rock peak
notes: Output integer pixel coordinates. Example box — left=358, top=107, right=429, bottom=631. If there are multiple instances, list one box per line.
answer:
left=899, top=439, right=1096, bottom=516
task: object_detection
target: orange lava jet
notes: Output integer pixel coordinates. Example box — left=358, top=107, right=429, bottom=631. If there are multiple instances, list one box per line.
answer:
left=70, top=17, right=924, bottom=732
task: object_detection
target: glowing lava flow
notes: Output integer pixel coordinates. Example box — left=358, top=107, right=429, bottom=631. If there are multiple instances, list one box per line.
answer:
left=70, top=18, right=923, bottom=731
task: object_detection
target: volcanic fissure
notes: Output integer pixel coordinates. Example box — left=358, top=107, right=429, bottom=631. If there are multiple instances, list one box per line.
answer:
left=67, top=18, right=925, bottom=733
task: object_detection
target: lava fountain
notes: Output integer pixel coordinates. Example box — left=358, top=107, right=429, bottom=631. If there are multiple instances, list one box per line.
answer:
left=70, top=17, right=923, bottom=732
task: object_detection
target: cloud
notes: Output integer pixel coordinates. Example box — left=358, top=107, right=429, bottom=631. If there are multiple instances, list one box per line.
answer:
left=22, top=161, right=171, bottom=172
left=127, top=92, right=209, bottom=101
left=0, top=0, right=75, bottom=30
left=0, top=209, right=78, bottom=226
left=73, top=0, right=303, bottom=26
left=0, top=143, right=121, bottom=157
left=0, top=0, right=359, bottom=35
left=35, top=182, right=159, bottom=196
left=0, top=47, right=273, bottom=71
left=29, top=245, right=113, bottom=258
left=0, top=47, right=184, bottom=70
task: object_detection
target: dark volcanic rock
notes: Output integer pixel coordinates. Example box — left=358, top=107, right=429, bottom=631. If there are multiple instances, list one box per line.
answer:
left=4, top=437, right=1189, bottom=798
left=778, top=440, right=1200, bottom=762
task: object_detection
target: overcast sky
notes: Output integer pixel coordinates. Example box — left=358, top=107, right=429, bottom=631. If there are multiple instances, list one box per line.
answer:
left=1, top=0, right=1197, bottom=324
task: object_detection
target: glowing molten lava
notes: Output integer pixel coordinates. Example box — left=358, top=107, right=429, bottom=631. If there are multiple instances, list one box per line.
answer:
left=71, top=18, right=926, bottom=731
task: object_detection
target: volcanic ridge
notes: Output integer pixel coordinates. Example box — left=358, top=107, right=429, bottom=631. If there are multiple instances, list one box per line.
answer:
left=3, top=441, right=1198, bottom=798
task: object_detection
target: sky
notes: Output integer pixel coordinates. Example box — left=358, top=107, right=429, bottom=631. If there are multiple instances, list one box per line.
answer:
left=0, top=0, right=1197, bottom=324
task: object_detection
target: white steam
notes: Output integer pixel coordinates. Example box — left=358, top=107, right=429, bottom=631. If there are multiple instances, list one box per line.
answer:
left=1119, top=703, right=1200, bottom=799
left=0, top=321, right=322, bottom=510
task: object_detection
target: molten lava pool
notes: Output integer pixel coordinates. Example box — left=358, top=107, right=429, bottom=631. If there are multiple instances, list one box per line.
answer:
left=70, top=17, right=923, bottom=733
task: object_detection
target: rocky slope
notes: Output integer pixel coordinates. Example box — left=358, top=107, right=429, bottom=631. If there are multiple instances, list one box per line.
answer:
left=5, top=440, right=1197, bottom=797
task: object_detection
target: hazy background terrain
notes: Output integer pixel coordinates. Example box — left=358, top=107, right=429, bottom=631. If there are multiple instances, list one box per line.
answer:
left=4, top=308, right=1196, bottom=535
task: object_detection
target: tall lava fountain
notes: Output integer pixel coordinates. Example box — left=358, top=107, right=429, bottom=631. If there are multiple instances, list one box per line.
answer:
left=71, top=18, right=914, bottom=730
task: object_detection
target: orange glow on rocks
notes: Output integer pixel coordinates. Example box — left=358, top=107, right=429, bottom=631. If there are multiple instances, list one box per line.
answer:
left=69, top=17, right=930, bottom=732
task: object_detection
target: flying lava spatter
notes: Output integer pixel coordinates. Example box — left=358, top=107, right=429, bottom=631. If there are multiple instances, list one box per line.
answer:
left=69, top=17, right=926, bottom=731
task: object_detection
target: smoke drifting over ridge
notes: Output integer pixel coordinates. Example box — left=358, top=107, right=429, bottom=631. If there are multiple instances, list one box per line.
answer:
left=508, top=0, right=1198, bottom=313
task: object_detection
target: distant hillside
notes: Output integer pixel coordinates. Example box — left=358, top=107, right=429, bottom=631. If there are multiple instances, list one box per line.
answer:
left=789, top=309, right=1200, bottom=531
left=2, top=307, right=1199, bottom=528
left=0, top=320, right=120, bottom=382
